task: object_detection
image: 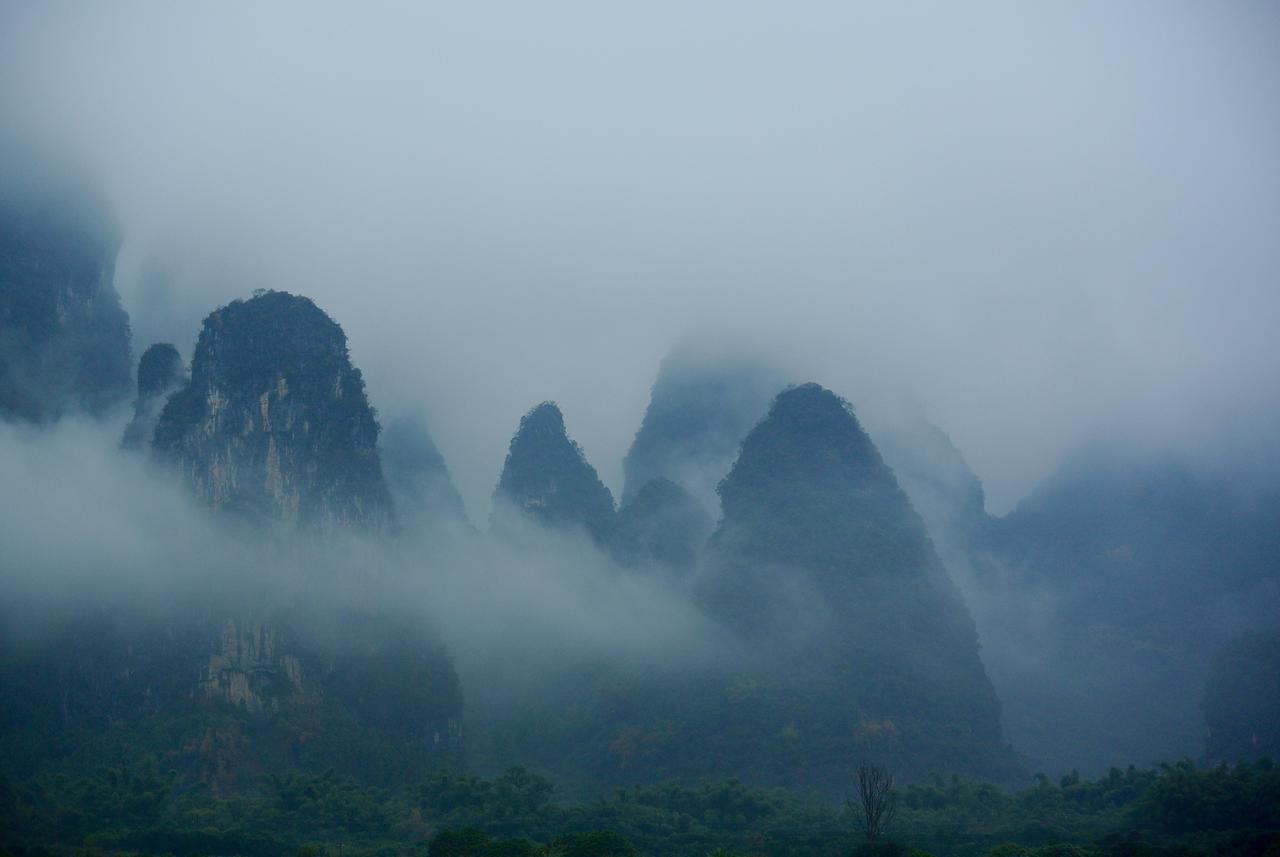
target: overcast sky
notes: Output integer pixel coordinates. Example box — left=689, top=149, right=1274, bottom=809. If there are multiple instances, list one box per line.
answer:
left=2, top=1, right=1277, bottom=516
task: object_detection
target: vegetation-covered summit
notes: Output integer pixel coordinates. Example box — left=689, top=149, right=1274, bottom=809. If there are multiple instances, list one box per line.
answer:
left=152, top=290, right=391, bottom=530
left=493, top=401, right=615, bottom=543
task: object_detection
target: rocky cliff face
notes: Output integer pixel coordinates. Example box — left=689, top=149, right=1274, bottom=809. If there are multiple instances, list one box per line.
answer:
left=492, top=402, right=615, bottom=543
left=0, top=162, right=132, bottom=422
left=152, top=291, right=391, bottom=530
left=122, top=342, right=186, bottom=450
left=199, top=617, right=307, bottom=714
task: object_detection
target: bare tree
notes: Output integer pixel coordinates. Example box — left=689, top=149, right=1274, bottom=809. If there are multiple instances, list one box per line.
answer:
left=849, top=761, right=897, bottom=842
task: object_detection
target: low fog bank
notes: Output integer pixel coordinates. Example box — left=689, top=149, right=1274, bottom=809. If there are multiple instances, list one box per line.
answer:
left=0, top=419, right=722, bottom=686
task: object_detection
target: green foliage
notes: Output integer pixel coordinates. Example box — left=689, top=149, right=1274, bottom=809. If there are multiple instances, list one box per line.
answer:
left=3, top=756, right=1279, bottom=856
left=1134, top=759, right=1280, bottom=834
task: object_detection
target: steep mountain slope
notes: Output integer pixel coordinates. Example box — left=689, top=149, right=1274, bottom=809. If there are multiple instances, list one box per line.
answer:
left=700, top=385, right=1009, bottom=778
left=492, top=402, right=615, bottom=543
left=0, top=160, right=131, bottom=422
left=152, top=290, right=391, bottom=531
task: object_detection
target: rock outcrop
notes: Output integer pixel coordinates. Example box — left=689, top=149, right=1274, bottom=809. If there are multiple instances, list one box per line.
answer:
left=152, top=291, right=391, bottom=530
left=0, top=159, right=131, bottom=422
left=122, top=342, right=187, bottom=449
left=492, top=401, right=615, bottom=543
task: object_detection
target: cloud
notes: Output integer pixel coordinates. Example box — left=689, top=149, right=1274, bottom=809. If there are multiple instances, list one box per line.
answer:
left=1, top=1, right=1276, bottom=517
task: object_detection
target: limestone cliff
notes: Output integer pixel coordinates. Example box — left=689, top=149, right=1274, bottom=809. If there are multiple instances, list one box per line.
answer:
left=152, top=291, right=391, bottom=530
left=199, top=617, right=307, bottom=714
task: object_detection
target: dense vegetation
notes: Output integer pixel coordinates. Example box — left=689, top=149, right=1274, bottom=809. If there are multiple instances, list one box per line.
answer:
left=2, top=759, right=1277, bottom=856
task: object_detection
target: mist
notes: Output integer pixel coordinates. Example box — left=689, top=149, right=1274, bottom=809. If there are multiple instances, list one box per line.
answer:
left=0, top=417, right=719, bottom=684
left=2, top=1, right=1277, bottom=519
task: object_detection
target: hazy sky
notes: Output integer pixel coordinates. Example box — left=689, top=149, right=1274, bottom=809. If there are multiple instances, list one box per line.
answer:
left=3, top=1, right=1277, bottom=516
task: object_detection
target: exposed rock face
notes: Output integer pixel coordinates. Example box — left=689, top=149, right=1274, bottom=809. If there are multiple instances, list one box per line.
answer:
left=199, top=617, right=307, bottom=714
left=621, top=343, right=787, bottom=509
left=0, top=162, right=131, bottom=422
left=381, top=413, right=467, bottom=527
left=122, top=342, right=187, bottom=449
left=152, top=291, right=391, bottom=530
left=493, top=402, right=615, bottom=543
left=700, top=383, right=1011, bottom=782
left=611, top=477, right=712, bottom=571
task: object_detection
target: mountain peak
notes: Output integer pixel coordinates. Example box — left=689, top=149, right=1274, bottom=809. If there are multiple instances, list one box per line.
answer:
left=717, top=382, right=891, bottom=529
left=152, top=290, right=391, bottom=531
left=494, top=401, right=614, bottom=542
